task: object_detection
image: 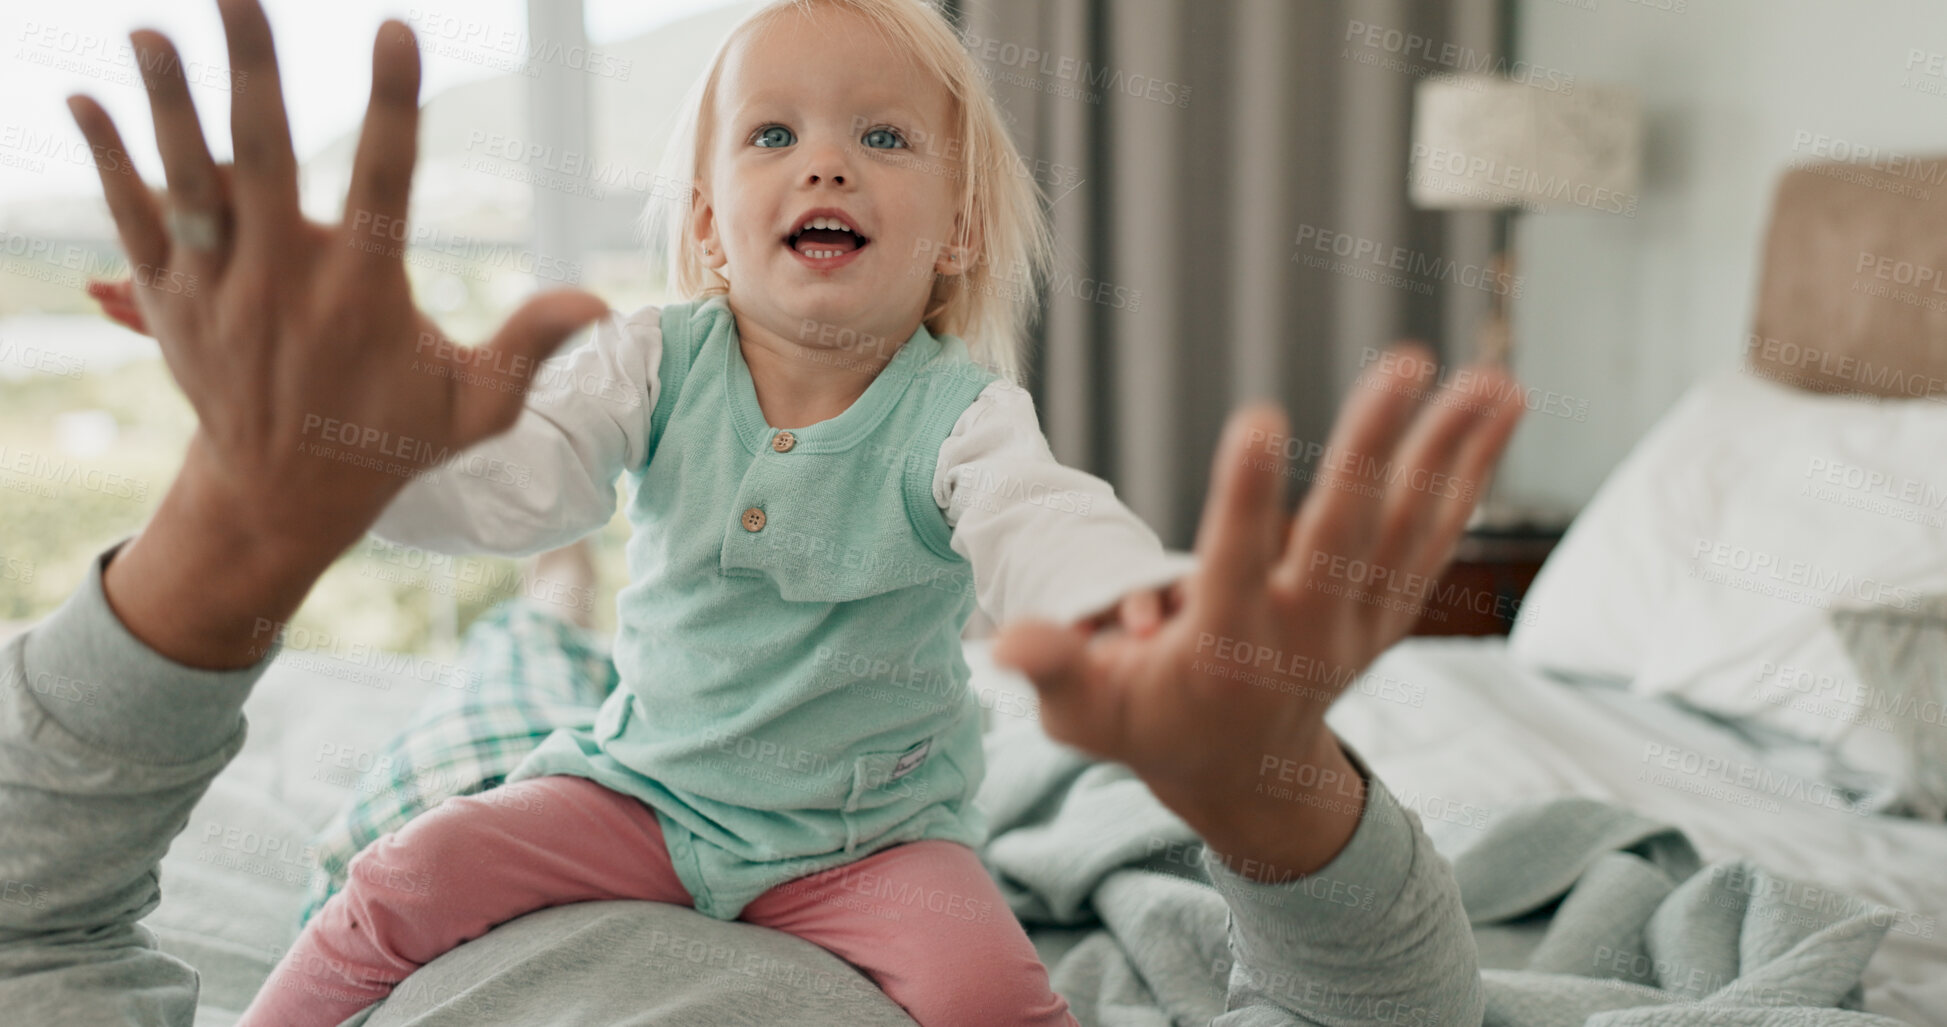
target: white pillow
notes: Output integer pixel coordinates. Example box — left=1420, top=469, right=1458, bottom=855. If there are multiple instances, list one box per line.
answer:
left=1506, top=372, right=1725, bottom=682
left=1510, top=367, right=1947, bottom=753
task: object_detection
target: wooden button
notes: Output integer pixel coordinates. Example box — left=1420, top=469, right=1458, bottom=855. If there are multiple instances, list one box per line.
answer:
left=772, top=430, right=796, bottom=453
left=741, top=507, right=766, bottom=532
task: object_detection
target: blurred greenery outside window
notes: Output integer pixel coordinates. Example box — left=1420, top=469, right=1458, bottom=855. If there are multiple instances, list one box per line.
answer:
left=0, top=250, right=671, bottom=655
left=0, top=0, right=756, bottom=656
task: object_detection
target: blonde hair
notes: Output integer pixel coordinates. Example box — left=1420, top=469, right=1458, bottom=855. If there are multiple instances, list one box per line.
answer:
left=640, top=0, right=1052, bottom=384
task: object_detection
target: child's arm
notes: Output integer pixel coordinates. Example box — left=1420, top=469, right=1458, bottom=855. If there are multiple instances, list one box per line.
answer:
left=85, top=279, right=659, bottom=559
left=934, top=379, right=1197, bottom=628
left=367, top=306, right=662, bottom=556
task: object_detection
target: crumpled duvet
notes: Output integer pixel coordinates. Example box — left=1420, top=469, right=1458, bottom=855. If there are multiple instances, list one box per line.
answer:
left=975, top=722, right=1906, bottom=1027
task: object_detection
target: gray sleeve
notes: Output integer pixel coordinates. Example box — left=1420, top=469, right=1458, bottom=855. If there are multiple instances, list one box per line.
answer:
left=0, top=543, right=274, bottom=1026
left=1201, top=752, right=1485, bottom=1027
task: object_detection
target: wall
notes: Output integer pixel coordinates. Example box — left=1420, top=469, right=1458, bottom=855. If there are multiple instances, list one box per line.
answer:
left=1502, top=0, right=1947, bottom=513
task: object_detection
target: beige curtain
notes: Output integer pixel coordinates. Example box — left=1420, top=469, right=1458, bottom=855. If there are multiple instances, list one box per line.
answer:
left=953, top=0, right=1505, bottom=546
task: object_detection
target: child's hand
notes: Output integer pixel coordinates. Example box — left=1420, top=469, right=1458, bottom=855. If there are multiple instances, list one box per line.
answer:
left=1075, top=581, right=1185, bottom=638
left=86, top=278, right=151, bottom=335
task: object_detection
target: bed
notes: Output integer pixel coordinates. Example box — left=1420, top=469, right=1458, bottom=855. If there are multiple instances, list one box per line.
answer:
left=152, top=156, right=1947, bottom=1024
left=1324, top=640, right=1947, bottom=1026
left=151, top=635, right=1947, bottom=1026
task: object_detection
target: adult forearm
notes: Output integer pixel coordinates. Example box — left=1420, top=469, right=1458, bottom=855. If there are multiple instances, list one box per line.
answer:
left=1203, top=758, right=1485, bottom=1027
left=102, top=437, right=352, bottom=671
left=0, top=542, right=268, bottom=1026
left=1160, top=728, right=1366, bottom=884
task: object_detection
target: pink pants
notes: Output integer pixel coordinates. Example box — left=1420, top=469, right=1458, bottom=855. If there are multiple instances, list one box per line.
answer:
left=237, top=775, right=1077, bottom=1027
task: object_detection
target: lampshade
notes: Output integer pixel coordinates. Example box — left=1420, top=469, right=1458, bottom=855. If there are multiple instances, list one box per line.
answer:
left=1410, top=74, right=1643, bottom=214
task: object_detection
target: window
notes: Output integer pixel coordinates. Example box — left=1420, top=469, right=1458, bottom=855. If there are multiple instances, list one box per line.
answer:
left=0, top=0, right=750, bottom=652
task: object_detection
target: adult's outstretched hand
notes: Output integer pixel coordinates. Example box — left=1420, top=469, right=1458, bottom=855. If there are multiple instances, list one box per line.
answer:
left=65, top=0, right=608, bottom=668
left=995, top=350, right=1525, bottom=882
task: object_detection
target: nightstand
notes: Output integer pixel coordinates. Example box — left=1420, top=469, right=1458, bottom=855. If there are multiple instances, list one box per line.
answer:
left=1411, top=526, right=1565, bottom=636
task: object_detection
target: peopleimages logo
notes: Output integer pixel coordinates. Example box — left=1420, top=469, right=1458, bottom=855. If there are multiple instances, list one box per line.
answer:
left=956, top=31, right=1192, bottom=108
left=1788, top=132, right=1947, bottom=187
left=1342, top=20, right=1575, bottom=94
left=402, top=9, right=633, bottom=80
left=1409, top=146, right=1639, bottom=216
left=1744, top=333, right=1947, bottom=400
left=1293, top=224, right=1526, bottom=295
left=1687, top=538, right=1919, bottom=610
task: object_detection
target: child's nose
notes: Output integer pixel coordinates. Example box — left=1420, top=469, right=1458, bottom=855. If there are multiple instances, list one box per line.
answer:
left=802, top=141, right=852, bottom=187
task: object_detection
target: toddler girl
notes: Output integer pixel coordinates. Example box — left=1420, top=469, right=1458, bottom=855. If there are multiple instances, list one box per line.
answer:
left=237, top=1, right=1192, bottom=1024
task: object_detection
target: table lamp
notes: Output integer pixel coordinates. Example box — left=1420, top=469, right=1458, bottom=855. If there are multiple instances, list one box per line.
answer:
left=1409, top=74, right=1642, bottom=366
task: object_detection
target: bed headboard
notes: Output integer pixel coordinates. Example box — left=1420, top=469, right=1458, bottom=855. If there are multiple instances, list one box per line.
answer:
left=1748, top=156, right=1947, bottom=399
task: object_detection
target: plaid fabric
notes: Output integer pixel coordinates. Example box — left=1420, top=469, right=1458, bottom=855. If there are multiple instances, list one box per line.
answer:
left=296, top=600, right=618, bottom=928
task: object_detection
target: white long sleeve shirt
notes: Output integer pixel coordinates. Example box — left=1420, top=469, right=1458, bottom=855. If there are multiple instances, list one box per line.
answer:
left=374, top=304, right=1197, bottom=626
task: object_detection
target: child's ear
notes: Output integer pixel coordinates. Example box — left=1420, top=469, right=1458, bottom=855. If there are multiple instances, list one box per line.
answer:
left=933, top=211, right=972, bottom=278
left=691, top=189, right=728, bottom=271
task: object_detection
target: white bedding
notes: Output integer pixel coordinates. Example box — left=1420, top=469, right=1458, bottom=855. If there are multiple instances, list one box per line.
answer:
left=159, top=636, right=1947, bottom=1026
left=154, top=652, right=447, bottom=1026
left=1320, top=637, right=1947, bottom=1027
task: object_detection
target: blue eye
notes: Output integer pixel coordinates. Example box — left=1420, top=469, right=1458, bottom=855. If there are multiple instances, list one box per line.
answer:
left=862, top=127, right=906, bottom=150
left=753, top=125, right=795, bottom=148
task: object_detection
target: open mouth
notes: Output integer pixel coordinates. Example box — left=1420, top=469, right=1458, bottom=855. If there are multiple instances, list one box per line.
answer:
left=785, top=212, right=871, bottom=262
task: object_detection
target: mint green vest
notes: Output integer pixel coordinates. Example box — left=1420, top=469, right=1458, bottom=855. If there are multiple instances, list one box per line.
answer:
left=507, top=297, right=1000, bottom=921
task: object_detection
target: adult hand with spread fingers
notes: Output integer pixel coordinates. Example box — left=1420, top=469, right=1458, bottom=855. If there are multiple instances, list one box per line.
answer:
left=65, top=0, right=608, bottom=670
left=994, top=349, right=1526, bottom=883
